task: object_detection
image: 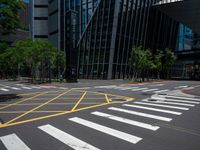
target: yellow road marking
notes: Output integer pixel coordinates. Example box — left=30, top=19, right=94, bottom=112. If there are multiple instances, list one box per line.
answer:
left=71, top=91, right=87, bottom=111
left=105, top=94, right=110, bottom=103
left=0, top=92, right=46, bottom=110
left=0, top=102, right=101, bottom=106
left=0, top=102, right=114, bottom=128
left=75, top=89, right=134, bottom=100
left=5, top=89, right=72, bottom=125
left=0, top=111, right=65, bottom=113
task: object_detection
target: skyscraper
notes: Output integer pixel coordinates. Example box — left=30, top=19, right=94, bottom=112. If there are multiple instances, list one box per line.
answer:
left=31, top=0, right=199, bottom=79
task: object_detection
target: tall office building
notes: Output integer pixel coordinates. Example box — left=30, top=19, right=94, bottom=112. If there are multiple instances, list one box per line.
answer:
left=31, top=0, right=199, bottom=79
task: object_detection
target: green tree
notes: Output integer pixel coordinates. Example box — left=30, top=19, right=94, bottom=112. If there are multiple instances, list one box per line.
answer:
left=0, top=0, right=25, bottom=35
left=153, top=50, right=163, bottom=79
left=162, top=48, right=177, bottom=79
left=0, top=39, right=65, bottom=82
left=129, top=46, right=154, bottom=81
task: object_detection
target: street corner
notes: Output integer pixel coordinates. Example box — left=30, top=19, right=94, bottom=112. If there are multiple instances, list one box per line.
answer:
left=0, top=89, right=135, bottom=128
left=181, top=85, right=200, bottom=97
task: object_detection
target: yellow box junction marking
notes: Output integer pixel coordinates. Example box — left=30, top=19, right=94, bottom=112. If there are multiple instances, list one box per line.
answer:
left=0, top=89, right=134, bottom=128
left=71, top=91, right=87, bottom=111
left=0, top=92, right=47, bottom=110
left=105, top=94, right=110, bottom=103
left=4, top=89, right=72, bottom=125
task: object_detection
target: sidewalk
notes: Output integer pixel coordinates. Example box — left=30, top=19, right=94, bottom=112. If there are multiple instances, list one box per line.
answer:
left=182, top=86, right=200, bottom=96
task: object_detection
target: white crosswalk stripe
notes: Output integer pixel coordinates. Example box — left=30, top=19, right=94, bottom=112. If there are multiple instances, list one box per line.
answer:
left=0, top=88, right=9, bottom=91
left=164, top=95, right=200, bottom=102
left=151, top=96, right=200, bottom=104
left=134, top=101, right=189, bottom=110
left=94, top=85, right=116, bottom=88
left=154, top=90, right=169, bottom=93
left=118, top=87, right=139, bottom=90
left=15, top=84, right=24, bottom=86
left=0, top=133, right=30, bottom=150
left=132, top=88, right=148, bottom=91
left=69, top=117, right=142, bottom=144
left=108, top=107, right=172, bottom=122
left=21, top=87, right=32, bottom=90
left=58, top=87, right=68, bottom=90
left=91, top=111, right=160, bottom=131
left=38, top=124, right=100, bottom=150
left=10, top=87, right=21, bottom=90
left=142, top=99, right=195, bottom=107
left=123, top=104, right=182, bottom=115
left=142, top=89, right=158, bottom=92
left=174, top=85, right=188, bottom=89
left=31, top=86, right=41, bottom=89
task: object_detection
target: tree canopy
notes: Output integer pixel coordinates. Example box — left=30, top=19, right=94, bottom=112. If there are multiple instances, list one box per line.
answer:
left=0, top=39, right=65, bottom=82
left=0, top=0, right=25, bottom=35
left=129, top=46, right=176, bottom=81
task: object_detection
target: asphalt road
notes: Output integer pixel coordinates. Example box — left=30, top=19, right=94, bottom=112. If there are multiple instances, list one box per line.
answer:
left=0, top=79, right=200, bottom=150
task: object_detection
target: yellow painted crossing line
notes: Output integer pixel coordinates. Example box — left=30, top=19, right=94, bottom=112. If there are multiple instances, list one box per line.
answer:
left=0, top=102, right=114, bottom=128
left=71, top=91, right=87, bottom=111
left=75, top=89, right=135, bottom=100
left=0, top=92, right=47, bottom=110
left=4, top=89, right=72, bottom=125
left=0, top=89, right=135, bottom=129
left=105, top=94, right=110, bottom=103
left=0, top=111, right=65, bottom=113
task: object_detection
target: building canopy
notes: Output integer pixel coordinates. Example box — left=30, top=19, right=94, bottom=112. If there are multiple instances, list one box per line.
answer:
left=154, top=0, right=200, bottom=34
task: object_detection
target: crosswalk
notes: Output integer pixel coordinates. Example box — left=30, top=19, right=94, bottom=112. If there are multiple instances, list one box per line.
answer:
left=0, top=84, right=68, bottom=92
left=94, top=84, right=191, bottom=94
left=1, top=93, right=200, bottom=149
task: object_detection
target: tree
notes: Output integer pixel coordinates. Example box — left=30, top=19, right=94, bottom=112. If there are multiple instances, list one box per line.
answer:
left=162, top=48, right=177, bottom=79
left=0, top=39, right=65, bottom=82
left=0, top=42, right=8, bottom=54
left=129, top=46, right=154, bottom=81
left=153, top=50, right=163, bottom=79
left=0, top=0, right=25, bottom=35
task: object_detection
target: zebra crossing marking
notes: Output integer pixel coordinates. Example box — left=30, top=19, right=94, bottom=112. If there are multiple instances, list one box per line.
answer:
left=174, top=85, right=188, bottom=89
left=0, top=88, right=9, bottom=92
left=31, top=86, right=41, bottom=89
left=108, top=107, right=172, bottom=122
left=151, top=96, right=200, bottom=104
left=123, top=104, right=182, bottom=115
left=132, top=88, right=148, bottom=91
left=134, top=102, right=189, bottom=110
left=38, top=124, right=100, bottom=150
left=164, top=95, right=200, bottom=102
left=154, top=90, right=169, bottom=93
left=10, top=87, right=21, bottom=90
left=142, top=89, right=159, bottom=92
left=142, top=99, right=195, bottom=107
left=91, top=111, right=160, bottom=131
left=21, top=87, right=32, bottom=90
left=69, top=117, right=142, bottom=144
left=0, top=133, right=30, bottom=150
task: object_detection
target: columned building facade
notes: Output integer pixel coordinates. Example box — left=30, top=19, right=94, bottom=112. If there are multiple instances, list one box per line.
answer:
left=76, top=0, right=179, bottom=79
left=32, top=0, right=199, bottom=79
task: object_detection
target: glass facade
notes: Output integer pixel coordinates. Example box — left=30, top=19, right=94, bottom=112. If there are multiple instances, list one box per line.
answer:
left=76, top=0, right=179, bottom=79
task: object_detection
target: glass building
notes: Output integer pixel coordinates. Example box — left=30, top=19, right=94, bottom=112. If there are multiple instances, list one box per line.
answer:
left=76, top=0, right=179, bottom=79
left=32, top=0, right=200, bottom=79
